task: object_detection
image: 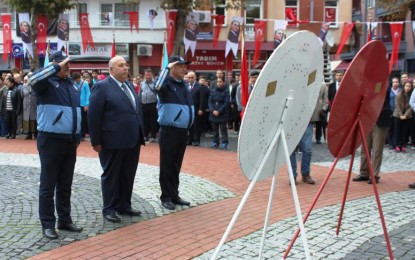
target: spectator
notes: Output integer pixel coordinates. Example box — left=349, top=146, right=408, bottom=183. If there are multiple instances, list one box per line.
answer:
left=393, top=81, right=413, bottom=153
left=140, top=68, right=158, bottom=142
left=386, top=77, right=401, bottom=149
left=0, top=77, right=21, bottom=139
left=208, top=77, right=230, bottom=149
left=21, top=74, right=37, bottom=139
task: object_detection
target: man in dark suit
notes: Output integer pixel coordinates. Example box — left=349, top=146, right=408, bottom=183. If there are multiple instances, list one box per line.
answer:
left=328, top=70, right=344, bottom=109
left=88, top=56, right=145, bottom=223
left=186, top=71, right=203, bottom=146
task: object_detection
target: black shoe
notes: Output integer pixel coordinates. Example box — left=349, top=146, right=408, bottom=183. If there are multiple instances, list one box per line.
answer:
left=172, top=197, right=190, bottom=206
left=43, top=228, right=58, bottom=239
left=103, top=213, right=121, bottom=223
left=352, top=175, right=369, bottom=182
left=25, top=134, right=32, bottom=140
left=302, top=175, right=315, bottom=184
left=409, top=182, right=415, bottom=189
left=58, top=223, right=83, bottom=232
left=192, top=142, right=200, bottom=146
left=368, top=176, right=380, bottom=184
left=118, top=208, right=142, bottom=216
left=161, top=201, right=176, bottom=210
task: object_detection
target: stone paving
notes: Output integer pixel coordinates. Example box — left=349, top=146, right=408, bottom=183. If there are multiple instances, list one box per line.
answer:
left=0, top=134, right=414, bottom=259
left=197, top=190, right=415, bottom=259
left=0, top=153, right=234, bottom=259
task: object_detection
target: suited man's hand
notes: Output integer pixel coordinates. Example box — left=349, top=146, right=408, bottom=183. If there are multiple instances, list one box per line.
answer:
left=93, top=145, right=102, bottom=153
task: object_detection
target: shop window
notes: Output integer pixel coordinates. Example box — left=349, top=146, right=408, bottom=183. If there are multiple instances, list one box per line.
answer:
left=325, top=0, right=338, bottom=28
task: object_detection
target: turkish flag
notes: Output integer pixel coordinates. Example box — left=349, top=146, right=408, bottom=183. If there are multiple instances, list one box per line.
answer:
left=240, top=35, right=249, bottom=119
left=79, top=13, right=95, bottom=52
left=253, top=19, right=266, bottom=65
left=389, top=22, right=403, bottom=72
left=111, top=37, right=116, bottom=58
left=165, top=10, right=178, bottom=56
left=36, top=15, right=48, bottom=56
left=1, top=14, right=12, bottom=63
left=335, top=22, right=355, bottom=58
left=124, top=11, right=139, bottom=33
left=212, top=14, right=224, bottom=48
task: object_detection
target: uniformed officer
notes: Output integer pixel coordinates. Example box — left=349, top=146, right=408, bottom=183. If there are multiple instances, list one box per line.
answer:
left=29, top=51, right=83, bottom=239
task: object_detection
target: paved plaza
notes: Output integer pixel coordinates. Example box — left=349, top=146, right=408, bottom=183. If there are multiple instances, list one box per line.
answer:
left=0, top=133, right=413, bottom=259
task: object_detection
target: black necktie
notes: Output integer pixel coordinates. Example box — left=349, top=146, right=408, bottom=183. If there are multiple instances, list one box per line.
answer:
left=121, top=83, right=136, bottom=110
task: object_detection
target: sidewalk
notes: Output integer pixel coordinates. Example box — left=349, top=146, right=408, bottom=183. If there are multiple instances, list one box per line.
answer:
left=0, top=135, right=413, bottom=259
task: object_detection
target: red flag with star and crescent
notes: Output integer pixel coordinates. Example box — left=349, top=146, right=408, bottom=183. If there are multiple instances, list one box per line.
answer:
left=165, top=10, right=178, bottom=56
left=253, top=19, right=266, bottom=65
left=1, top=14, right=12, bottom=63
left=36, top=15, right=48, bottom=56
left=79, top=13, right=95, bottom=52
left=389, top=22, right=403, bottom=72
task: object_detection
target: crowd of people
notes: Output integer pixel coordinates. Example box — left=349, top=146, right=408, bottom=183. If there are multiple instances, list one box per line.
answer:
left=2, top=57, right=415, bottom=240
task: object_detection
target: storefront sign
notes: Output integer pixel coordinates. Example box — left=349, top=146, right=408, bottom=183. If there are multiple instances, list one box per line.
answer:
left=187, top=50, right=226, bottom=70
left=197, top=32, right=213, bottom=41
left=69, top=43, right=128, bottom=58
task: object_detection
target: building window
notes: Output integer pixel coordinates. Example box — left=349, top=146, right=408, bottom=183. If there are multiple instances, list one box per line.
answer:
left=245, top=0, right=262, bottom=25
left=325, top=0, right=338, bottom=28
left=214, top=0, right=227, bottom=26
left=114, top=3, right=138, bottom=27
left=75, top=3, right=88, bottom=25
left=100, top=3, right=139, bottom=27
left=285, top=0, right=299, bottom=27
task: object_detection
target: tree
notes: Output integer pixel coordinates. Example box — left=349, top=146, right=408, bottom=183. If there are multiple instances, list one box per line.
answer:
left=1, top=0, right=76, bottom=70
left=377, top=0, right=415, bottom=20
left=129, top=0, right=243, bottom=56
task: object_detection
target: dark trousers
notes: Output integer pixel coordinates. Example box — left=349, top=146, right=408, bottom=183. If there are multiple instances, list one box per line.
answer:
left=231, top=105, right=240, bottom=132
left=38, top=136, right=77, bottom=229
left=191, top=114, right=203, bottom=143
left=81, top=108, right=88, bottom=138
left=98, top=145, right=140, bottom=215
left=386, top=116, right=395, bottom=146
left=159, top=126, right=187, bottom=202
left=315, top=120, right=327, bottom=142
left=394, top=117, right=411, bottom=147
left=4, top=110, right=17, bottom=137
left=212, top=122, right=228, bottom=145
left=142, top=102, right=158, bottom=139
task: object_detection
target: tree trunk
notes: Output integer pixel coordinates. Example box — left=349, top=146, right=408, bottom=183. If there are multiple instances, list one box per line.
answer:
left=172, top=10, right=187, bottom=57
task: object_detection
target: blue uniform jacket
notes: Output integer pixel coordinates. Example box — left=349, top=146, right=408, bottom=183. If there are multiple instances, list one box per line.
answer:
left=155, top=67, right=194, bottom=129
left=29, top=64, right=81, bottom=139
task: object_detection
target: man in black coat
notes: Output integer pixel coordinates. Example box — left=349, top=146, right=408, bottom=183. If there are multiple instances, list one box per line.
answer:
left=186, top=71, right=204, bottom=146
left=328, top=71, right=344, bottom=109
left=88, top=56, right=145, bottom=223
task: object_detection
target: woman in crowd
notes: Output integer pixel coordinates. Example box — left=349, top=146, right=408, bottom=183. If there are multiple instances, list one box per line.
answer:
left=21, top=74, right=37, bottom=139
left=208, top=77, right=230, bottom=149
left=0, top=77, right=21, bottom=139
left=393, top=80, right=413, bottom=152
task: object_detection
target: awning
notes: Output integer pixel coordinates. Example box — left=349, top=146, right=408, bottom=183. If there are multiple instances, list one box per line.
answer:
left=331, top=60, right=350, bottom=71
